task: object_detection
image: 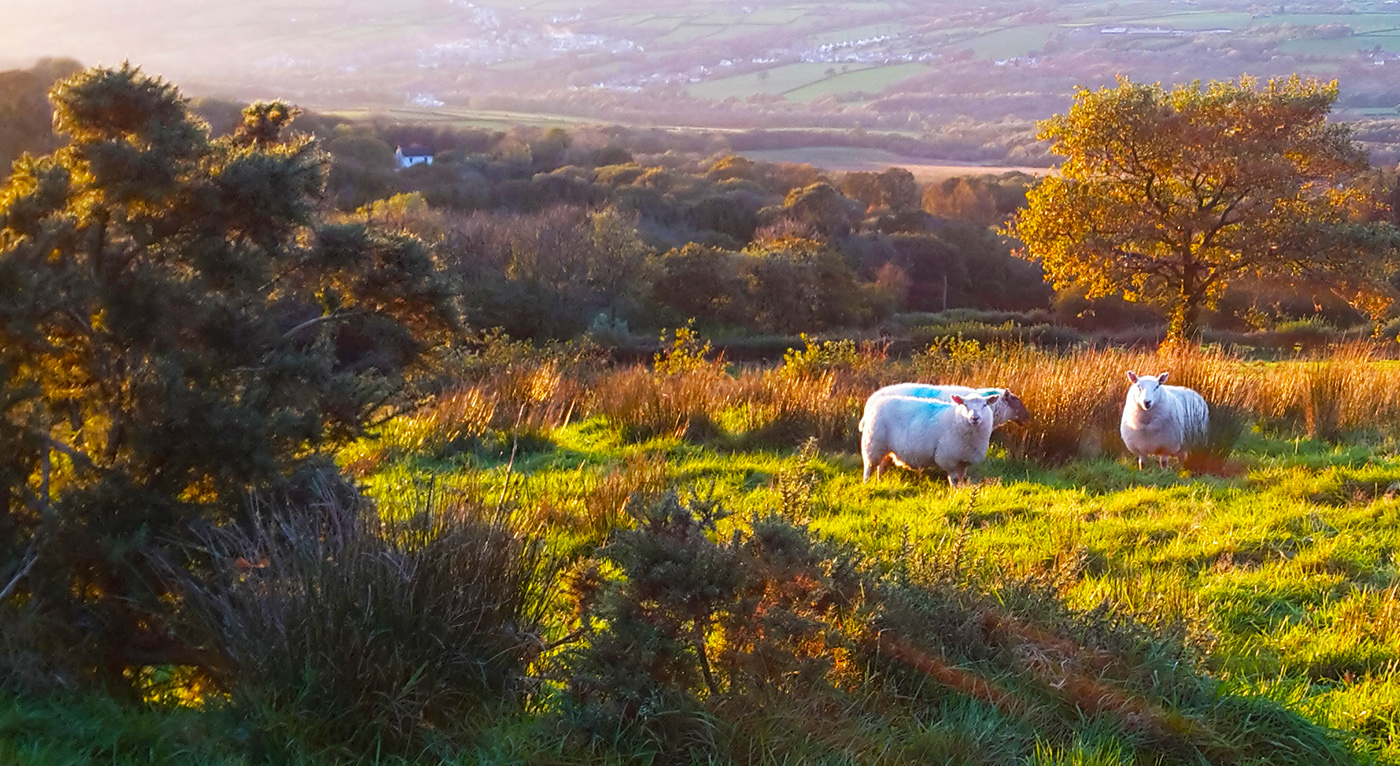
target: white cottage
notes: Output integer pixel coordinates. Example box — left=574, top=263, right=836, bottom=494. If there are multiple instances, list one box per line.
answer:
left=395, top=145, right=434, bottom=169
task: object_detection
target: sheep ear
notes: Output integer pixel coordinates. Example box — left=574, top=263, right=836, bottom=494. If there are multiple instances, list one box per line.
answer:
left=1157, top=372, right=1169, bottom=384
left=950, top=395, right=964, bottom=405
left=1126, top=371, right=1139, bottom=383
left=985, top=394, right=1000, bottom=405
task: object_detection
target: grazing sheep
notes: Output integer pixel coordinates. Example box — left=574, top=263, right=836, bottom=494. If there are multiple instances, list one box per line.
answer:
left=868, top=383, right=1030, bottom=429
left=1119, top=371, right=1209, bottom=469
left=859, top=392, right=999, bottom=486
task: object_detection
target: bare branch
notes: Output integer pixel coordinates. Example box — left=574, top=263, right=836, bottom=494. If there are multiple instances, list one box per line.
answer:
left=281, top=311, right=356, bottom=341
left=0, top=546, right=39, bottom=603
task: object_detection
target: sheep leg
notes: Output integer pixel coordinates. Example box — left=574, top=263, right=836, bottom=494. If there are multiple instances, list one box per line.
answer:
left=1137, top=455, right=1144, bottom=470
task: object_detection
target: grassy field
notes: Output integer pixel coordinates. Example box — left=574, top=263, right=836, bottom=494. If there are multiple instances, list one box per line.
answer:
left=12, top=341, right=1400, bottom=763
left=783, top=62, right=932, bottom=102
left=687, top=62, right=878, bottom=101
left=1279, top=32, right=1400, bottom=56
left=958, top=25, right=1060, bottom=59
left=361, top=416, right=1400, bottom=758
left=735, top=146, right=1053, bottom=179
left=352, top=340, right=1400, bottom=763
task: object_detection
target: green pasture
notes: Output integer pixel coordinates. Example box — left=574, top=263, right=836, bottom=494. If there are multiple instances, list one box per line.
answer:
left=688, top=61, right=875, bottom=100
left=1260, top=14, right=1400, bottom=33
left=632, top=16, right=684, bottom=31
left=323, top=106, right=589, bottom=131
left=1112, top=11, right=1255, bottom=30
left=957, top=25, right=1060, bottom=59
left=655, top=23, right=725, bottom=43
left=742, top=7, right=811, bottom=24
left=7, top=412, right=1400, bottom=762
left=346, top=412, right=1400, bottom=763
left=784, top=61, right=930, bottom=101
left=701, top=23, right=780, bottom=41
left=1279, top=32, right=1400, bottom=55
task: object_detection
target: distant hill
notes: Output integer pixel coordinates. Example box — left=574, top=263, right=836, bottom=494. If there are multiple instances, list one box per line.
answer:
left=5, top=0, right=1400, bottom=165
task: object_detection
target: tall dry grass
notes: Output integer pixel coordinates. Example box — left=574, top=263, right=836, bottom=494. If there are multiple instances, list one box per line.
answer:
left=903, top=341, right=1400, bottom=460
left=374, top=336, right=1400, bottom=467
left=185, top=478, right=557, bottom=755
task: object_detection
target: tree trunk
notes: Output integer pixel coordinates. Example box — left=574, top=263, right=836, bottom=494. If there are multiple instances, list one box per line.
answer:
left=1168, top=258, right=1204, bottom=344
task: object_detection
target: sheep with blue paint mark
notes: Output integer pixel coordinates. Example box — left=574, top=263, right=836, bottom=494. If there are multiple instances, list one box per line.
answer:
left=1119, top=371, right=1210, bottom=469
left=868, top=383, right=1030, bottom=429
left=859, top=392, right=999, bottom=486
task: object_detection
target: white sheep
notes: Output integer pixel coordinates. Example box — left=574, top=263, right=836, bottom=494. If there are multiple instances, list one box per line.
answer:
left=859, top=392, right=998, bottom=486
left=1119, top=371, right=1209, bottom=469
left=868, top=383, right=1030, bottom=429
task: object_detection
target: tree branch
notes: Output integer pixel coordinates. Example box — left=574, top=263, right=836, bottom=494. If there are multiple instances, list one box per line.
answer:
left=46, top=436, right=99, bottom=472
left=281, top=310, right=360, bottom=341
left=0, top=545, right=39, bottom=603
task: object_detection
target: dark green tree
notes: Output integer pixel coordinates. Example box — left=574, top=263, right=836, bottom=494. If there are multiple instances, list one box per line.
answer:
left=0, top=64, right=456, bottom=690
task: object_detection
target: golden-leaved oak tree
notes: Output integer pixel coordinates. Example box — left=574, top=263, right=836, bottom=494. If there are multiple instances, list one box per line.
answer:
left=1007, top=75, right=1400, bottom=341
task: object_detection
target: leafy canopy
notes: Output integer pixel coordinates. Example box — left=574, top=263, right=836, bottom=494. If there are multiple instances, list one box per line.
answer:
left=1007, top=75, right=1400, bottom=340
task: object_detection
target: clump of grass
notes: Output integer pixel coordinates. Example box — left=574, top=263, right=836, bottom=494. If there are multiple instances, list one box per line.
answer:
left=186, top=477, right=558, bottom=757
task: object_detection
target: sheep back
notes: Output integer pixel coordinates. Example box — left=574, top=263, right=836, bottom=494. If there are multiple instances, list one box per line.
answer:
left=860, top=394, right=993, bottom=480
left=868, top=383, right=1028, bottom=428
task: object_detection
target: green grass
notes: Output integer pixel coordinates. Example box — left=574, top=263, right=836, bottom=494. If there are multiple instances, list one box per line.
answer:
left=784, top=61, right=931, bottom=101
left=1279, top=32, right=1400, bottom=55
left=654, top=23, right=726, bottom=43
left=1113, top=11, right=1256, bottom=29
left=957, top=25, right=1060, bottom=58
left=348, top=415, right=1400, bottom=762
left=741, top=7, right=810, bottom=24
left=1256, top=14, right=1400, bottom=33
left=687, top=62, right=877, bottom=100
left=0, top=694, right=252, bottom=766
left=11, top=413, right=1400, bottom=762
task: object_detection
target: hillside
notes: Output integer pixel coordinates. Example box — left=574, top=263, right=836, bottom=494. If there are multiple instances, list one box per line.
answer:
left=7, top=0, right=1400, bottom=166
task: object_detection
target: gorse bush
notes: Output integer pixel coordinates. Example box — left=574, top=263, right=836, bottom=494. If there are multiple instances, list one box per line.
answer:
left=0, top=66, right=457, bottom=693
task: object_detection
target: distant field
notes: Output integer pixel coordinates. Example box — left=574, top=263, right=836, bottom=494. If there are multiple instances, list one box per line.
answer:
left=1279, top=32, right=1400, bottom=55
left=323, top=107, right=589, bottom=131
left=783, top=62, right=930, bottom=101
left=958, top=25, right=1059, bottom=58
left=688, top=62, right=876, bottom=100
left=736, top=146, right=1055, bottom=179
left=655, top=24, right=725, bottom=43
left=1257, top=13, right=1400, bottom=33
left=1115, top=11, right=1255, bottom=29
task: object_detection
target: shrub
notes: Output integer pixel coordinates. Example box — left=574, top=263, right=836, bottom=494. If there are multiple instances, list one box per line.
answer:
left=780, top=334, right=888, bottom=379
left=186, top=479, right=557, bottom=756
left=556, top=490, right=1355, bottom=765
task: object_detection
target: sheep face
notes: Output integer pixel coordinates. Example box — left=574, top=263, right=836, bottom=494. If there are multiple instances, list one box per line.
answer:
left=1126, top=371, right=1170, bottom=411
left=950, top=394, right=998, bottom=427
left=1000, top=390, right=1031, bottom=424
